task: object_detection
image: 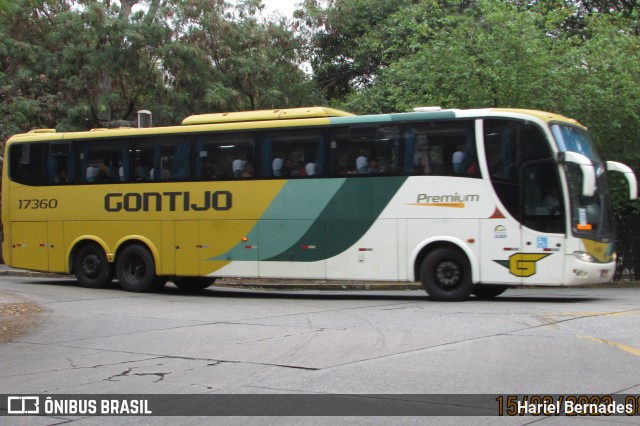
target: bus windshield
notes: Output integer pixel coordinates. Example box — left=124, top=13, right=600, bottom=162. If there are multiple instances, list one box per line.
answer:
left=552, top=124, right=615, bottom=241
left=551, top=123, right=601, bottom=163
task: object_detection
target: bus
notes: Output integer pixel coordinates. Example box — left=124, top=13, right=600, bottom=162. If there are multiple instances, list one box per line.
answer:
left=2, top=107, right=637, bottom=301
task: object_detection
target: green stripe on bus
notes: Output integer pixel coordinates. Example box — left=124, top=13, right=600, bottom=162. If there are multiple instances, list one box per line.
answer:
left=265, top=176, right=407, bottom=262
left=247, top=179, right=346, bottom=259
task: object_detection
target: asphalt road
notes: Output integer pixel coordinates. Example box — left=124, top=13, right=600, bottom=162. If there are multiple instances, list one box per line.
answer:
left=1, top=276, right=640, bottom=425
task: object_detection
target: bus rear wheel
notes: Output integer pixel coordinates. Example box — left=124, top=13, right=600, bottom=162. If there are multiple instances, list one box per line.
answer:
left=420, top=247, right=472, bottom=301
left=173, top=277, right=216, bottom=292
left=116, top=244, right=161, bottom=292
left=74, top=243, right=114, bottom=288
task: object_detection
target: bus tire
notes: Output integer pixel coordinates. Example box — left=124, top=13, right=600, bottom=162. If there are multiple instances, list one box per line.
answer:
left=74, top=243, right=114, bottom=289
left=420, top=247, right=472, bottom=301
left=173, top=277, right=216, bottom=292
left=472, top=285, right=508, bottom=299
left=116, top=244, right=159, bottom=293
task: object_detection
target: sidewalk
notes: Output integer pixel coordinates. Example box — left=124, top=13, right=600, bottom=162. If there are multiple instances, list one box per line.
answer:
left=0, top=263, right=57, bottom=277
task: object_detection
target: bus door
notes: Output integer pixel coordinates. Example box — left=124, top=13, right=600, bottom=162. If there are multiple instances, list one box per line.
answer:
left=174, top=221, right=199, bottom=275
left=518, top=160, right=566, bottom=285
left=482, top=119, right=565, bottom=285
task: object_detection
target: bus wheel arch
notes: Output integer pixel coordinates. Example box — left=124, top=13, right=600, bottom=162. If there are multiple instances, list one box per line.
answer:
left=414, top=242, right=474, bottom=301
left=71, top=241, right=114, bottom=289
left=114, top=241, right=165, bottom=292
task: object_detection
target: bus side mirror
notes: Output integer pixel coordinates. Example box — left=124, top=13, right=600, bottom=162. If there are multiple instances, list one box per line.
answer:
left=606, top=161, right=638, bottom=200
left=558, top=152, right=596, bottom=197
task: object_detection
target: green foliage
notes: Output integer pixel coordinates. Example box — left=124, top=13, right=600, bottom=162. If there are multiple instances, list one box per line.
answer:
left=161, top=1, right=321, bottom=114
left=0, top=0, right=322, bottom=138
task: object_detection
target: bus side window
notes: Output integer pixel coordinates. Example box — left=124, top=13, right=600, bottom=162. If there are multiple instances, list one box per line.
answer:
left=522, top=160, right=564, bottom=233
left=484, top=119, right=552, bottom=220
left=194, top=132, right=255, bottom=180
left=48, top=142, right=74, bottom=185
left=260, top=129, right=325, bottom=178
left=9, top=143, right=47, bottom=186
left=136, top=136, right=192, bottom=182
left=79, top=139, right=126, bottom=184
left=405, top=121, right=477, bottom=177
left=329, top=125, right=400, bottom=176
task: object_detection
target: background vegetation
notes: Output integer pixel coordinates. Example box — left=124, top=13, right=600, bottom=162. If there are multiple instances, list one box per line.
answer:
left=1, top=0, right=639, bottom=277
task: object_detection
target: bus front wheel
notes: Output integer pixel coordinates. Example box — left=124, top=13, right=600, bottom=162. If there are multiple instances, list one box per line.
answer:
left=116, top=245, right=161, bottom=292
left=74, top=243, right=114, bottom=288
left=420, top=248, right=472, bottom=301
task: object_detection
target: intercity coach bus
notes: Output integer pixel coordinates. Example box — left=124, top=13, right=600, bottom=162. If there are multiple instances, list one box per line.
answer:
left=2, top=107, right=637, bottom=300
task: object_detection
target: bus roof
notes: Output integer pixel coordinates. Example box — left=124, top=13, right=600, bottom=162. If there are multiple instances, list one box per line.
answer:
left=181, top=107, right=355, bottom=125
left=492, top=108, right=584, bottom=126
left=6, top=106, right=584, bottom=142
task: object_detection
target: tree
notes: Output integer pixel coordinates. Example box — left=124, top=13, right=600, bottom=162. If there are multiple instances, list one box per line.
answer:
left=160, top=0, right=322, bottom=115
left=312, top=0, right=573, bottom=113
left=298, top=0, right=416, bottom=100
left=0, top=0, right=322, bottom=139
left=0, top=0, right=171, bottom=136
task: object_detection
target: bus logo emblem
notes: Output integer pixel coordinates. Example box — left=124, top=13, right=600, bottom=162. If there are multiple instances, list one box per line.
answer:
left=494, top=253, right=551, bottom=277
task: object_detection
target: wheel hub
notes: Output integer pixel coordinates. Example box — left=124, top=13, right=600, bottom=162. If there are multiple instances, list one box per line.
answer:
left=435, top=261, right=460, bottom=288
left=81, top=254, right=100, bottom=277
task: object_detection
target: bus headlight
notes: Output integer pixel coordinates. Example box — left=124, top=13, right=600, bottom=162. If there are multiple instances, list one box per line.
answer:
left=573, top=251, right=595, bottom=263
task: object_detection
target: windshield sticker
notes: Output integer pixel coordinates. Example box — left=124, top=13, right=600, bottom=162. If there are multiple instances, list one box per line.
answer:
left=579, top=208, right=587, bottom=226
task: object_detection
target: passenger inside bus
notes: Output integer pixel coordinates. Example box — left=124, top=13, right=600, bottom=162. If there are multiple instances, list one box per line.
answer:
left=135, top=165, right=150, bottom=181
left=356, top=156, right=382, bottom=173
left=232, top=159, right=246, bottom=177
left=55, top=169, right=68, bottom=184
left=272, top=157, right=283, bottom=177
left=86, top=166, right=98, bottom=182
left=305, top=161, right=316, bottom=176
left=452, top=146, right=466, bottom=174
left=241, top=162, right=254, bottom=178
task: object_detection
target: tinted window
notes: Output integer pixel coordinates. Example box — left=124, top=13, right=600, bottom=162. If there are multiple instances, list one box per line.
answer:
left=134, top=135, right=192, bottom=182
left=484, top=119, right=553, bottom=220
left=78, top=139, right=127, bottom=183
left=9, top=143, right=47, bottom=186
left=194, top=132, right=256, bottom=180
left=522, top=160, right=565, bottom=233
left=329, top=125, right=401, bottom=175
left=48, top=142, right=75, bottom=184
left=260, top=129, right=325, bottom=178
left=404, top=121, right=478, bottom=177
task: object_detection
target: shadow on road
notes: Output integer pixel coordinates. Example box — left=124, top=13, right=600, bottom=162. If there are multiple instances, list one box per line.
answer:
left=9, top=277, right=605, bottom=304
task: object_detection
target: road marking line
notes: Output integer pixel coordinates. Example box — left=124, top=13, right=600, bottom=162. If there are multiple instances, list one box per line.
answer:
left=580, top=335, right=640, bottom=357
